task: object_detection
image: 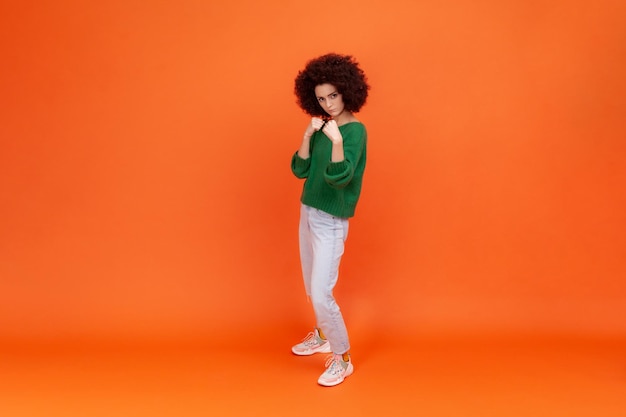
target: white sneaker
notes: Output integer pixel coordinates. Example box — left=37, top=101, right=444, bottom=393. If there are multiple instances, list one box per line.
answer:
left=291, top=329, right=331, bottom=356
left=317, top=354, right=354, bottom=387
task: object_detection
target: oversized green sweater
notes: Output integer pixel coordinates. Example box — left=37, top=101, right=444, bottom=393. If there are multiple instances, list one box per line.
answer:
left=291, top=122, right=367, bottom=218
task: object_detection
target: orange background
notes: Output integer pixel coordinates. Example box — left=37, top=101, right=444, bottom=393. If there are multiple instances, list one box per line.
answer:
left=2, top=2, right=626, bottom=416
left=1, top=0, right=625, bottom=343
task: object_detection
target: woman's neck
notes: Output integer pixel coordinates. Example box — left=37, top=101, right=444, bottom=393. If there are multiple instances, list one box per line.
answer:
left=334, top=111, right=358, bottom=126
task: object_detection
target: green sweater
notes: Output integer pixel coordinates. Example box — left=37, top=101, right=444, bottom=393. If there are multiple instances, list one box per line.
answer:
left=291, top=122, right=367, bottom=218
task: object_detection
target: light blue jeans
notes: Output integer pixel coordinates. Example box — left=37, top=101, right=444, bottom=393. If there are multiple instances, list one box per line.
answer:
left=299, top=204, right=351, bottom=354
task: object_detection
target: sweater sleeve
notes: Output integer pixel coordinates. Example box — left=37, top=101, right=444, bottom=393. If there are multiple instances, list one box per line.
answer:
left=324, top=124, right=366, bottom=189
left=291, top=151, right=311, bottom=178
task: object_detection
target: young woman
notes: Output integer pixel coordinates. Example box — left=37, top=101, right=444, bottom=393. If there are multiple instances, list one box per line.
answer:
left=290, top=53, right=370, bottom=387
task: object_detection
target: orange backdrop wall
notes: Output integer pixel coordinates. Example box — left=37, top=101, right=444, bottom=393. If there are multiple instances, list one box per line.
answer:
left=1, top=0, right=624, bottom=343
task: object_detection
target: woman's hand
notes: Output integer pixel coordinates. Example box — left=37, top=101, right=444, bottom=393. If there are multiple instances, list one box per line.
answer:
left=299, top=117, right=325, bottom=159
left=322, top=119, right=343, bottom=144
left=304, top=117, right=326, bottom=138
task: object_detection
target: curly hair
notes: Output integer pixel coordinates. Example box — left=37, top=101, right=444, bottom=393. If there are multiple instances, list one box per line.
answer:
left=294, top=53, right=370, bottom=117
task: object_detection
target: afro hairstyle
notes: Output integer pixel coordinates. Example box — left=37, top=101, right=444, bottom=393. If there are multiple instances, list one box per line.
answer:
left=294, top=53, right=370, bottom=117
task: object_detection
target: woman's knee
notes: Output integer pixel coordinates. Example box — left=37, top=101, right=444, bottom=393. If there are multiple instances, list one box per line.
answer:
left=311, top=291, right=335, bottom=313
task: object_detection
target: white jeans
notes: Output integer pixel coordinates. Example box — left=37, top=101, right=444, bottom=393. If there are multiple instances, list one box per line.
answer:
left=299, top=204, right=351, bottom=354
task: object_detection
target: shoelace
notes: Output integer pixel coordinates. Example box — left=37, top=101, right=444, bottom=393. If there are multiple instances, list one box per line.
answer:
left=324, top=355, right=345, bottom=375
left=301, top=331, right=318, bottom=346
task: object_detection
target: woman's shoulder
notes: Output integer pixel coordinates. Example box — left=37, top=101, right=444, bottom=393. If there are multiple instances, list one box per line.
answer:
left=340, top=121, right=367, bottom=136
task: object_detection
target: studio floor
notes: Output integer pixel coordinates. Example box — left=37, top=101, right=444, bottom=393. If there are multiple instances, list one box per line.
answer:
left=1, top=329, right=624, bottom=417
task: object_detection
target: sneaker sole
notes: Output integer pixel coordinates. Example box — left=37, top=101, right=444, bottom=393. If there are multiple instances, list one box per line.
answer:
left=318, top=362, right=354, bottom=387
left=291, top=344, right=332, bottom=356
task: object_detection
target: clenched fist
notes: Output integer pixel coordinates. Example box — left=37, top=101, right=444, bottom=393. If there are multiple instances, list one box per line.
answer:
left=304, top=117, right=327, bottom=138
left=321, top=119, right=343, bottom=145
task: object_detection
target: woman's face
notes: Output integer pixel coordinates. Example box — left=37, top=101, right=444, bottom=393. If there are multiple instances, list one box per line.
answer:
left=315, top=83, right=345, bottom=118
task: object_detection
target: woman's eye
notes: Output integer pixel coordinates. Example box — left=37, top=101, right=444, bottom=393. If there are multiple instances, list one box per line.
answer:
left=330, top=93, right=338, bottom=98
